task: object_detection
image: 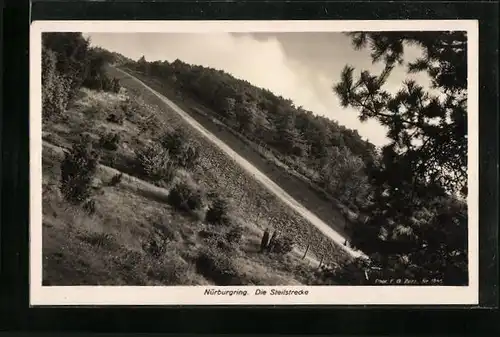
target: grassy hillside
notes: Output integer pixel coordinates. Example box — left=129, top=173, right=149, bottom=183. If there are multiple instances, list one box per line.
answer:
left=117, top=66, right=358, bottom=238
left=41, top=33, right=359, bottom=285
left=42, top=85, right=352, bottom=286
left=126, top=58, right=378, bottom=216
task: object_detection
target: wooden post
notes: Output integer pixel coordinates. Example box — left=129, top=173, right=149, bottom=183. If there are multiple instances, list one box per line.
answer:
left=268, top=230, right=278, bottom=252
left=302, top=244, right=310, bottom=260
left=318, top=254, right=325, bottom=269
left=260, top=229, right=270, bottom=252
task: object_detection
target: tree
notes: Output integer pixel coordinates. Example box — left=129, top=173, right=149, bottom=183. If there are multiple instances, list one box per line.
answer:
left=137, top=55, right=150, bottom=75
left=60, top=135, right=101, bottom=204
left=334, top=31, right=467, bottom=196
left=234, top=101, right=256, bottom=135
left=333, top=31, right=468, bottom=285
left=273, top=108, right=306, bottom=156
left=42, top=32, right=91, bottom=102
left=42, top=47, right=70, bottom=121
left=320, top=146, right=369, bottom=205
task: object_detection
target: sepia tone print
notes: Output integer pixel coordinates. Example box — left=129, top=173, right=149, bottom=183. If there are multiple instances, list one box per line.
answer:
left=38, top=27, right=470, bottom=290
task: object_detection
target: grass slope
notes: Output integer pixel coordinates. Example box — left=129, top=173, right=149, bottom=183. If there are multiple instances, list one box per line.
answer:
left=42, top=79, right=346, bottom=286
left=116, top=67, right=360, bottom=238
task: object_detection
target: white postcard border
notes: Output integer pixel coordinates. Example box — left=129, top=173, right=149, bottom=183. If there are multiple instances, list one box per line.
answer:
left=30, top=20, right=479, bottom=306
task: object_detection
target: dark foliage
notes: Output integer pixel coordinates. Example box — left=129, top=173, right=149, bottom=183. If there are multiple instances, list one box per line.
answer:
left=60, top=135, right=100, bottom=204
left=269, top=235, right=295, bottom=255
left=42, top=32, right=91, bottom=102
left=106, top=111, right=125, bottom=125
left=82, top=198, right=97, bottom=215
left=167, top=182, right=204, bottom=213
left=42, top=47, right=70, bottom=121
left=42, top=33, right=122, bottom=123
left=159, top=129, right=200, bottom=169
left=109, top=173, right=123, bottom=186
left=332, top=31, right=469, bottom=285
left=226, top=225, right=244, bottom=244
left=99, top=132, right=120, bottom=151
left=135, top=143, right=176, bottom=183
left=142, top=227, right=171, bottom=258
left=195, top=248, right=240, bottom=285
left=205, top=197, right=231, bottom=226
left=83, top=48, right=121, bottom=93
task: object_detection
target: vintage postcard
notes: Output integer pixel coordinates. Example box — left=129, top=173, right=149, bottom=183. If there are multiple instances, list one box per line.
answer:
left=30, top=20, right=478, bottom=305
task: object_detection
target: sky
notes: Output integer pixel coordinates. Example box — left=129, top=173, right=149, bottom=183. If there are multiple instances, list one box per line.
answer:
left=85, top=32, right=430, bottom=147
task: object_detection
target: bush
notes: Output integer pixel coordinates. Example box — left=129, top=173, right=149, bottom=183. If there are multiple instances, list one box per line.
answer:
left=81, top=231, right=115, bottom=248
left=83, top=74, right=108, bottom=91
left=120, top=98, right=138, bottom=119
left=147, top=255, right=188, bottom=285
left=327, top=258, right=373, bottom=285
left=82, top=198, right=97, bottom=215
left=142, top=228, right=171, bottom=258
left=109, top=173, right=123, bottom=186
left=269, top=235, right=294, bottom=255
left=42, top=47, right=70, bottom=121
left=82, top=47, right=120, bottom=93
left=205, top=197, right=231, bottom=226
left=60, top=135, right=100, bottom=204
left=136, top=143, right=176, bottom=183
left=176, top=144, right=200, bottom=170
left=167, top=181, right=204, bottom=213
left=111, top=78, right=121, bottom=93
left=226, top=225, right=244, bottom=244
left=106, top=111, right=125, bottom=125
left=42, top=33, right=91, bottom=101
left=99, top=132, right=120, bottom=151
left=195, top=248, right=240, bottom=285
left=159, top=130, right=200, bottom=169
left=160, top=129, right=186, bottom=155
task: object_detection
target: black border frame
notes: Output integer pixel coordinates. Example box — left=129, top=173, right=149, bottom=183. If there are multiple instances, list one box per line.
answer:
left=2, top=0, right=499, bottom=333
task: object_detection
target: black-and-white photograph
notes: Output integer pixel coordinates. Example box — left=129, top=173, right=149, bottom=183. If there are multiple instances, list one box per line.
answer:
left=31, top=21, right=478, bottom=305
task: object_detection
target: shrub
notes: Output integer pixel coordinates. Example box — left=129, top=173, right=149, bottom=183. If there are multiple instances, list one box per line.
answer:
left=83, top=74, right=107, bottom=91
left=111, top=77, right=121, bottom=93
left=226, top=225, right=244, bottom=245
left=199, top=229, right=233, bottom=252
left=60, top=135, right=100, bottom=204
left=42, top=33, right=91, bottom=101
left=327, top=258, right=373, bottom=285
left=152, top=221, right=179, bottom=242
left=99, top=132, right=120, bottom=151
left=109, top=173, right=123, bottom=186
left=167, top=181, right=204, bottom=212
left=195, top=248, right=240, bottom=285
left=269, top=235, right=295, bottom=255
left=177, top=143, right=200, bottom=170
left=82, top=198, right=97, bottom=215
left=42, top=47, right=70, bottom=121
left=81, top=231, right=115, bottom=248
left=142, top=228, right=170, bottom=258
left=160, top=129, right=186, bottom=155
left=82, top=100, right=106, bottom=119
left=106, top=111, right=125, bottom=125
left=159, top=130, right=200, bottom=169
left=205, top=197, right=230, bottom=225
left=120, top=98, right=142, bottom=122
left=135, top=143, right=176, bottom=183
left=148, top=255, right=188, bottom=285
